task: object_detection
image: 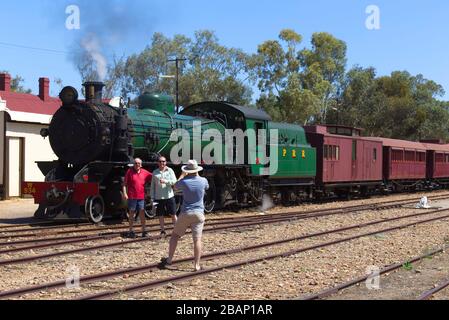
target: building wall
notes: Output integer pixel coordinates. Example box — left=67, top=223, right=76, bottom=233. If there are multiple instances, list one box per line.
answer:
left=0, top=112, right=4, bottom=186
left=6, top=121, right=57, bottom=184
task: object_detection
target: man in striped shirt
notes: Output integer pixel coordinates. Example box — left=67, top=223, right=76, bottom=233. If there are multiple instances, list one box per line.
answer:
left=150, top=156, right=178, bottom=236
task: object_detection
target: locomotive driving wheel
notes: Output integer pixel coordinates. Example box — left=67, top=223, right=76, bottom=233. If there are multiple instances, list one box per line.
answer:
left=85, top=195, right=105, bottom=224
left=144, top=202, right=156, bottom=219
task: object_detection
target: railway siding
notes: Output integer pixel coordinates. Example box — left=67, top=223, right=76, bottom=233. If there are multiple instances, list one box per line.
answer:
left=2, top=193, right=449, bottom=300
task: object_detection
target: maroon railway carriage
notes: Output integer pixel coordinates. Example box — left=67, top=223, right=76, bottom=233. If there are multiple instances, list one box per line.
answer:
left=304, top=125, right=383, bottom=197
left=365, top=137, right=428, bottom=190
left=424, top=143, right=449, bottom=184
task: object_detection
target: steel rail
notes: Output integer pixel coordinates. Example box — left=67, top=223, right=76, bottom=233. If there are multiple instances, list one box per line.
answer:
left=2, top=193, right=448, bottom=235
left=0, top=201, right=404, bottom=248
left=1, top=194, right=443, bottom=249
left=0, top=200, right=442, bottom=266
left=78, top=210, right=449, bottom=300
left=417, top=279, right=449, bottom=300
left=0, top=220, right=90, bottom=231
left=0, top=202, right=381, bottom=238
left=300, top=246, right=449, bottom=300
left=2, top=206, right=449, bottom=299
left=0, top=212, right=319, bottom=247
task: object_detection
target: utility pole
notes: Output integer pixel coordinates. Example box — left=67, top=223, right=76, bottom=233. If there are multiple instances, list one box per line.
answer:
left=167, top=57, right=187, bottom=113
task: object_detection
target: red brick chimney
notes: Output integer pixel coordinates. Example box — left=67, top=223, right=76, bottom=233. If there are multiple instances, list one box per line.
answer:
left=39, top=77, right=50, bottom=101
left=0, top=73, right=11, bottom=92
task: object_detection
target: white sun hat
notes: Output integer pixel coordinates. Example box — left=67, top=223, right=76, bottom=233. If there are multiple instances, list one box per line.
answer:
left=181, top=160, right=203, bottom=174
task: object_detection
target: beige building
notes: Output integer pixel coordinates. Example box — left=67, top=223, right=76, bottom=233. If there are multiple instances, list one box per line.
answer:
left=0, top=73, right=60, bottom=199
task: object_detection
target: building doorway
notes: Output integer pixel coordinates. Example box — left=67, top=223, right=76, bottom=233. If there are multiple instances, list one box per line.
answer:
left=6, top=137, right=24, bottom=198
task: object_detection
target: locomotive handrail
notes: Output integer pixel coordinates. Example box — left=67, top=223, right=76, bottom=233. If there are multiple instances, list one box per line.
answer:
left=157, top=111, right=175, bottom=154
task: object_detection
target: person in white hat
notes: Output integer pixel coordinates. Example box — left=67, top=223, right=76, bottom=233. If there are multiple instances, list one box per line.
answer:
left=159, top=160, right=209, bottom=272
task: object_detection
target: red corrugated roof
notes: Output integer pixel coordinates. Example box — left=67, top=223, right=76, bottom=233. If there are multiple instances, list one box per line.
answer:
left=0, top=90, right=60, bottom=115
left=365, top=137, right=429, bottom=151
left=423, top=143, right=449, bottom=152
left=366, top=137, right=449, bottom=152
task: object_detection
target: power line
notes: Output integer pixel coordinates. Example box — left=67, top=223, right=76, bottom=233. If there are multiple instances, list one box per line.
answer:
left=0, top=41, right=69, bottom=55
left=0, top=41, right=117, bottom=61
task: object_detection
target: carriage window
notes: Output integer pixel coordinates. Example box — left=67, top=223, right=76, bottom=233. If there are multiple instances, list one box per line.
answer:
left=373, top=148, right=377, bottom=161
left=352, top=141, right=357, bottom=161
left=405, top=151, right=415, bottom=162
left=331, top=146, right=336, bottom=160
left=392, top=150, right=404, bottom=162
left=436, top=153, right=444, bottom=163
left=324, top=145, right=340, bottom=160
left=417, top=152, right=426, bottom=162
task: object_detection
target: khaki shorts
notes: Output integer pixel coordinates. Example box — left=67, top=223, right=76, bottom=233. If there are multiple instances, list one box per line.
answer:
left=172, top=211, right=205, bottom=239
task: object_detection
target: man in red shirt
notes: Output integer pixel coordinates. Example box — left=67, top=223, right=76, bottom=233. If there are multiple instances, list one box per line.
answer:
left=122, top=158, right=152, bottom=238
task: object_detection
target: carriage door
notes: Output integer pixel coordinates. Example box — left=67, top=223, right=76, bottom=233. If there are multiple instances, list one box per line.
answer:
left=352, top=140, right=358, bottom=180
left=363, top=143, right=372, bottom=180
left=426, top=150, right=434, bottom=179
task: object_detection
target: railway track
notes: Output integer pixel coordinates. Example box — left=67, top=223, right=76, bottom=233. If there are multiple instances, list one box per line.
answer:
left=2, top=191, right=449, bottom=236
left=418, top=279, right=449, bottom=300
left=0, top=195, right=445, bottom=265
left=0, top=206, right=394, bottom=265
left=78, top=207, right=449, bottom=300
left=2, top=202, right=449, bottom=299
left=2, top=193, right=448, bottom=247
left=299, top=245, right=449, bottom=300
left=0, top=220, right=92, bottom=231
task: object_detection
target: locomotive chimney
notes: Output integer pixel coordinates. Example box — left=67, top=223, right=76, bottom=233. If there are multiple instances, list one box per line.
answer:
left=83, top=81, right=105, bottom=104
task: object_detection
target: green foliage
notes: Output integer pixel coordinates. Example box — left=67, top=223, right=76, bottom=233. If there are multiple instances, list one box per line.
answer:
left=337, top=68, right=449, bottom=140
left=298, top=32, right=347, bottom=122
left=70, top=29, right=449, bottom=142
left=253, top=30, right=347, bottom=124
left=109, top=31, right=253, bottom=106
left=402, top=262, right=413, bottom=271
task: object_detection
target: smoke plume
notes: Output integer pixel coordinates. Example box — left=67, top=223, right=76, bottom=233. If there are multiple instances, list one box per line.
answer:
left=57, top=0, right=159, bottom=81
left=80, top=34, right=107, bottom=81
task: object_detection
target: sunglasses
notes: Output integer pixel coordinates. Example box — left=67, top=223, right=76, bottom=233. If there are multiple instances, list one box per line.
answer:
left=159, top=161, right=167, bottom=163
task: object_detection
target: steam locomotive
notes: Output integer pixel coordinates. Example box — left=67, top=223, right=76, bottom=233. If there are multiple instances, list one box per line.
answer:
left=24, top=82, right=316, bottom=222
left=23, top=81, right=449, bottom=223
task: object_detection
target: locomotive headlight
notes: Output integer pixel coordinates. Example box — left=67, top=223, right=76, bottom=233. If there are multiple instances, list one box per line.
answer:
left=59, top=86, right=79, bottom=106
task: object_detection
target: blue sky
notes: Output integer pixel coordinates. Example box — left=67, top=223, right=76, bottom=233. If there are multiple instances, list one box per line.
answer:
left=1, top=0, right=449, bottom=100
